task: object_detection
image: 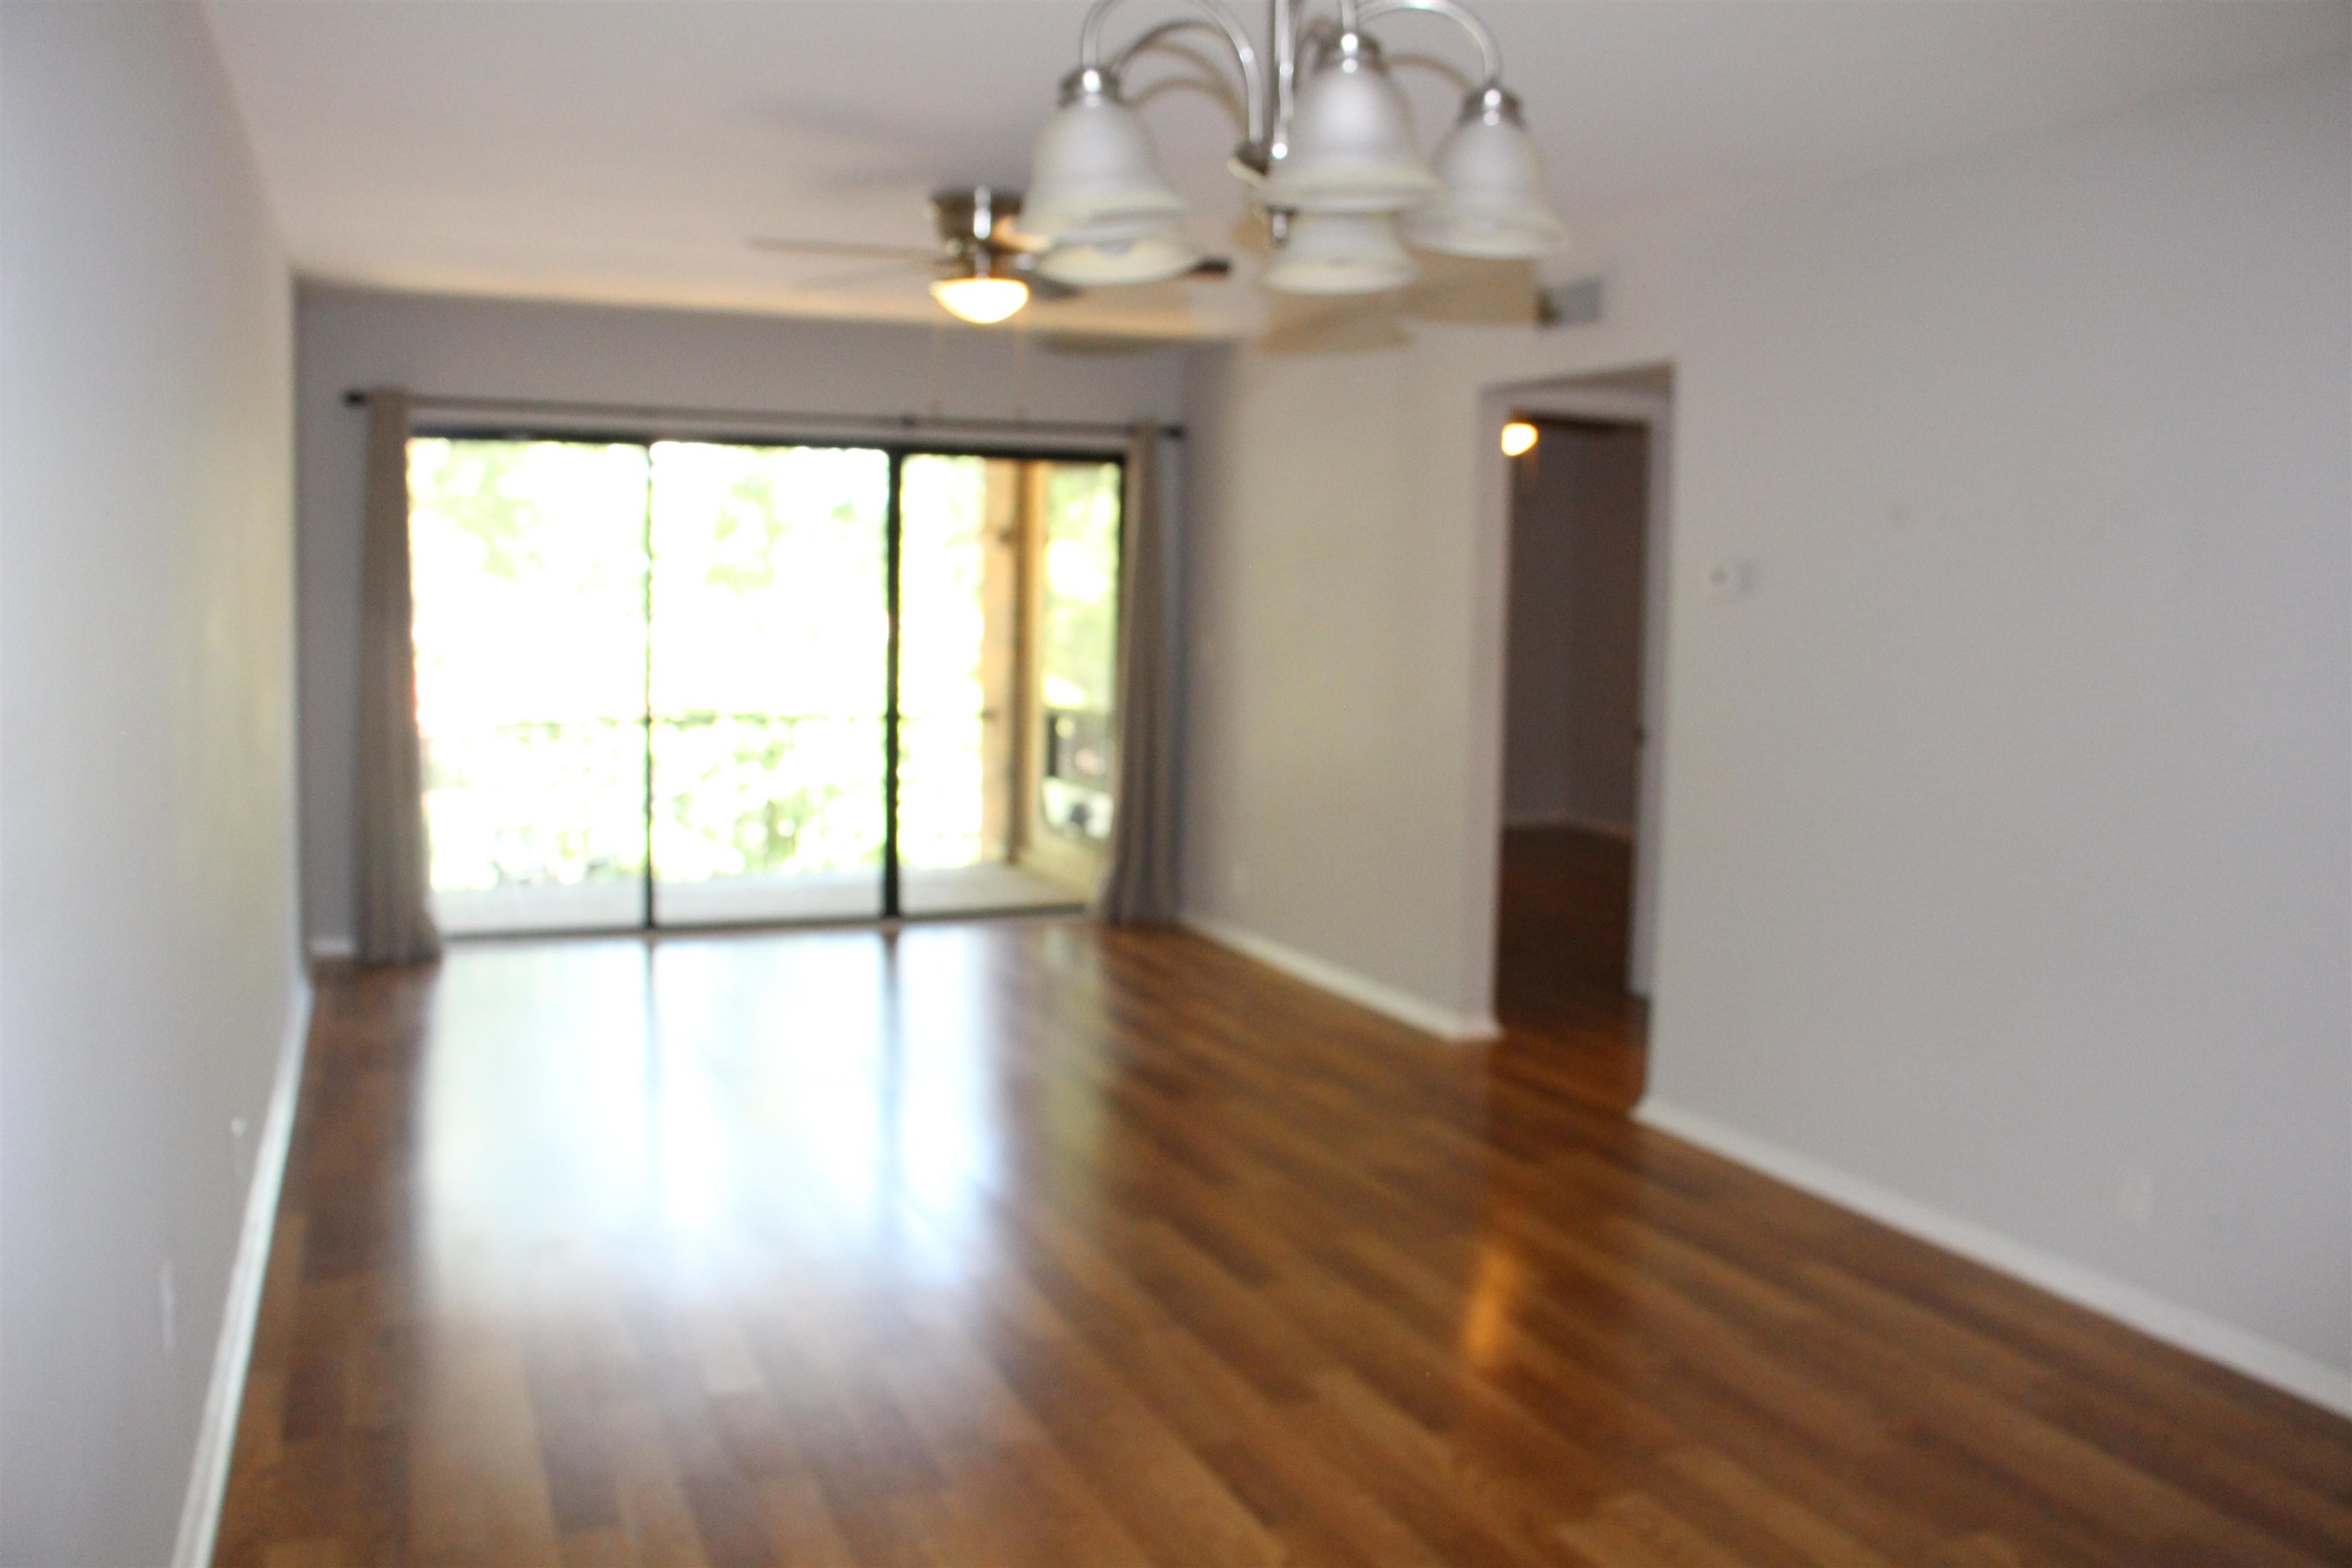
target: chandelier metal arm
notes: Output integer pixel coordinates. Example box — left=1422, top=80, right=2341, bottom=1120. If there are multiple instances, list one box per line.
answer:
left=1269, top=0, right=1296, bottom=162
left=1355, top=0, right=1503, bottom=88
left=1080, top=0, right=1269, bottom=158
left=1109, top=15, right=1215, bottom=72
left=1105, top=13, right=1270, bottom=155
left=1069, top=0, right=1503, bottom=178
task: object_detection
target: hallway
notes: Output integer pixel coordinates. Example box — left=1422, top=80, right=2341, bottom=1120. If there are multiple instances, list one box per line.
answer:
left=216, top=923, right=2352, bottom=1567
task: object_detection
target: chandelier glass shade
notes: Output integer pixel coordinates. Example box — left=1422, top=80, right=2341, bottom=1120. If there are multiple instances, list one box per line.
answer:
left=1036, top=222, right=1204, bottom=286
left=1253, top=34, right=1441, bottom=215
left=1027, top=0, right=1566, bottom=298
left=1022, top=86, right=1189, bottom=240
left=1259, top=211, right=1417, bottom=294
left=1403, top=87, right=1566, bottom=259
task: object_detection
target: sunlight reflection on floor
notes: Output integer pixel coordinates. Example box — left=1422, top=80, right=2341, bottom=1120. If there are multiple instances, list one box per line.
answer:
left=416, top=927, right=1029, bottom=1321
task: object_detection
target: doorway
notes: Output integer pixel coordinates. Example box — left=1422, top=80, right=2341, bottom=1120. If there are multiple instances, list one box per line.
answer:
left=405, top=433, right=1122, bottom=936
left=1494, top=410, right=1654, bottom=1097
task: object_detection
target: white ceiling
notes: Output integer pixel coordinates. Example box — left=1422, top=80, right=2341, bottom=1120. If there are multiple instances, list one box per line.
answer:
left=204, top=0, right=2352, bottom=339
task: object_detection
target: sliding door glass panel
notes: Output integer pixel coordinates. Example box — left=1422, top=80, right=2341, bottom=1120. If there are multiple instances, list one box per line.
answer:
left=648, top=443, right=889, bottom=925
left=1020, top=461, right=1122, bottom=901
left=409, top=438, right=651, bottom=935
left=896, top=456, right=1063, bottom=915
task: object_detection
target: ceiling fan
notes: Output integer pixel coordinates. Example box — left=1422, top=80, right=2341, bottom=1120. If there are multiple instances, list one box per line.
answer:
left=750, top=185, right=1230, bottom=325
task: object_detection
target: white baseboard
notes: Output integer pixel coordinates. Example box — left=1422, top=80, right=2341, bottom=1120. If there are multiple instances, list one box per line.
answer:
left=1184, top=916, right=1501, bottom=1042
left=172, top=978, right=313, bottom=1568
left=305, top=933, right=354, bottom=962
left=1635, top=1098, right=2352, bottom=1420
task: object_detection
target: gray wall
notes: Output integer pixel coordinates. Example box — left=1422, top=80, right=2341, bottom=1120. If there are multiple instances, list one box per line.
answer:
left=296, top=289, right=1191, bottom=952
left=1181, top=54, right=2352, bottom=1405
left=1503, top=423, right=1648, bottom=834
left=1, top=6, right=301, bottom=1563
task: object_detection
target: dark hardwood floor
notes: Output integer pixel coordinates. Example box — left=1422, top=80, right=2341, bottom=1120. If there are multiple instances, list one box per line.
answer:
left=216, top=919, right=2352, bottom=1567
left=1494, top=824, right=1647, bottom=1113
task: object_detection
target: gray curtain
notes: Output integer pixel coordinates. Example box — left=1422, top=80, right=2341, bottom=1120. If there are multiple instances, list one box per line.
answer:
left=351, top=388, right=443, bottom=963
left=1095, top=422, right=1178, bottom=924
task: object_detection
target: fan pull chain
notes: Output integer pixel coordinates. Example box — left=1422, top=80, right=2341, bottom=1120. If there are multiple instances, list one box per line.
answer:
left=1013, top=315, right=1032, bottom=421
left=926, top=318, right=946, bottom=418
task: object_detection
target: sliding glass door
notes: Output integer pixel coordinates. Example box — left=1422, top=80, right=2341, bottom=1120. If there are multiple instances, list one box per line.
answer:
left=410, top=438, right=652, bottom=935
left=407, top=433, right=1120, bottom=936
left=894, top=454, right=1124, bottom=913
left=648, top=443, right=888, bottom=925
left=1028, top=459, right=1124, bottom=882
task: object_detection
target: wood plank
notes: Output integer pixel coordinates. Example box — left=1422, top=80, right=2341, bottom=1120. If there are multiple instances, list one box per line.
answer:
left=214, top=920, right=2352, bottom=1566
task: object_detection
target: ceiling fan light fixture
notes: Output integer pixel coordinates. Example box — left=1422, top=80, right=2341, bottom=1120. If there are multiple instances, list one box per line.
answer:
left=1404, top=87, right=1567, bottom=259
left=1023, top=69, right=1188, bottom=239
left=930, top=274, right=1031, bottom=324
left=1254, top=33, right=1439, bottom=216
left=1260, top=211, right=1418, bottom=295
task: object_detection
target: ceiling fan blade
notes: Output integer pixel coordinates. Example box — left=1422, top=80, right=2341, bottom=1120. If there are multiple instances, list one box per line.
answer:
left=748, top=235, right=942, bottom=262
left=778, top=258, right=936, bottom=293
left=1189, top=256, right=1234, bottom=279
left=1027, top=275, right=1083, bottom=303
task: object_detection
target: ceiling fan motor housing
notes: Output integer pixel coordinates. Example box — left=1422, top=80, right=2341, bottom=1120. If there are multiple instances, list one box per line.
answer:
left=929, top=187, right=1037, bottom=260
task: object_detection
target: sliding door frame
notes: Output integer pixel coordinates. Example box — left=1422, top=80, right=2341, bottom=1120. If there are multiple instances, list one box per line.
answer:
left=413, top=421, right=1124, bottom=934
left=880, top=449, right=903, bottom=920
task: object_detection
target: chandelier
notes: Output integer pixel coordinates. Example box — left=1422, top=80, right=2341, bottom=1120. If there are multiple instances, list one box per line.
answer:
left=1022, top=0, right=1565, bottom=299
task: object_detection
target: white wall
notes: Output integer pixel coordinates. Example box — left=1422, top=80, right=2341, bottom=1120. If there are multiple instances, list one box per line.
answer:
left=1181, top=54, right=2352, bottom=1406
left=296, top=289, right=1191, bottom=953
left=1, top=6, right=302, bottom=1563
left=1503, top=422, right=1648, bottom=835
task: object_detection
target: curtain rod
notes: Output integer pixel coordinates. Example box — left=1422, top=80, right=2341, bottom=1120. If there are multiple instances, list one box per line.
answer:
left=341, top=388, right=1183, bottom=441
